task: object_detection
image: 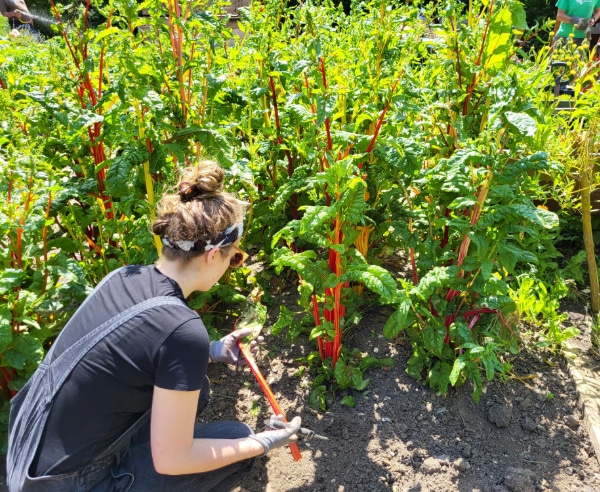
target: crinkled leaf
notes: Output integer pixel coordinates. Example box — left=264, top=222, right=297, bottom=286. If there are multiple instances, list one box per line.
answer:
left=341, top=264, right=397, bottom=303
left=383, top=298, right=414, bottom=338
left=510, top=204, right=559, bottom=229
left=0, top=269, right=23, bottom=295
left=0, top=307, right=12, bottom=353
left=272, top=305, right=296, bottom=336
left=505, top=112, right=537, bottom=138
left=3, top=334, right=44, bottom=370
left=341, top=395, right=355, bottom=407
left=483, top=5, right=513, bottom=75
left=449, top=357, right=466, bottom=386
left=423, top=323, right=446, bottom=357
left=498, top=242, right=538, bottom=264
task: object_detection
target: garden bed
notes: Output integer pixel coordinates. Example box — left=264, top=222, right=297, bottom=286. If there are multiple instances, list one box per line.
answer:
left=198, top=301, right=600, bottom=492
left=0, top=298, right=596, bottom=492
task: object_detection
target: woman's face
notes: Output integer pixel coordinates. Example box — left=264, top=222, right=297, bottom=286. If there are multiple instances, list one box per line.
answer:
left=195, top=240, right=246, bottom=292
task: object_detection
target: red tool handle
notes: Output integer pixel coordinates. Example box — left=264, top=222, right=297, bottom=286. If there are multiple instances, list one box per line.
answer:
left=237, top=340, right=302, bottom=461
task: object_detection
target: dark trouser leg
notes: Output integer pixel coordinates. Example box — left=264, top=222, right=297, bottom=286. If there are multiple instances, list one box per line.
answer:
left=125, top=421, right=256, bottom=492
left=92, top=376, right=254, bottom=492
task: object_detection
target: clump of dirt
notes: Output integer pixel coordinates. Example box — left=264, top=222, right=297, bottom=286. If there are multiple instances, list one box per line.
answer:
left=200, top=301, right=600, bottom=492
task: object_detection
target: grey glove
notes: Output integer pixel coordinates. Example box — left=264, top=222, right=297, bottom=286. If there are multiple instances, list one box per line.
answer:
left=249, top=415, right=302, bottom=456
left=209, top=328, right=254, bottom=365
left=571, top=16, right=581, bottom=26
left=576, top=17, right=591, bottom=30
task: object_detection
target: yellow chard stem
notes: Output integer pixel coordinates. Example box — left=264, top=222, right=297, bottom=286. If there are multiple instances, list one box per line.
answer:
left=134, top=100, right=162, bottom=254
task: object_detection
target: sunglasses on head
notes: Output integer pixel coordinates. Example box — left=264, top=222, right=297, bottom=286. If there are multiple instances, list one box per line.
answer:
left=229, top=244, right=249, bottom=268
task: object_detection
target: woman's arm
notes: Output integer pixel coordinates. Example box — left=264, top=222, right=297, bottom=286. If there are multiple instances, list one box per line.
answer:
left=556, top=8, right=575, bottom=25
left=150, top=386, right=264, bottom=475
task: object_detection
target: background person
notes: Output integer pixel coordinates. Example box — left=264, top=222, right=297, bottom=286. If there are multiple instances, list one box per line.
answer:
left=554, top=0, right=600, bottom=47
left=8, top=160, right=301, bottom=492
left=0, top=0, right=35, bottom=30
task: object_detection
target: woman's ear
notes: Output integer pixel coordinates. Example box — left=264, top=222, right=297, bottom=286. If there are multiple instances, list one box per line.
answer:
left=204, top=248, right=219, bottom=265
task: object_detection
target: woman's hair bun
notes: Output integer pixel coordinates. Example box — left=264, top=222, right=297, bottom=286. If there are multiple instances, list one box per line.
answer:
left=178, top=160, right=224, bottom=202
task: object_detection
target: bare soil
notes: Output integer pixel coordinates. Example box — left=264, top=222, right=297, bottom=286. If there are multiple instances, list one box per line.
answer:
left=201, top=299, right=600, bottom=492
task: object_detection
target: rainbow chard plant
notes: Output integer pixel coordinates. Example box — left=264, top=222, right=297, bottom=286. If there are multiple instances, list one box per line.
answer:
left=258, top=2, right=406, bottom=408
left=379, top=0, right=566, bottom=401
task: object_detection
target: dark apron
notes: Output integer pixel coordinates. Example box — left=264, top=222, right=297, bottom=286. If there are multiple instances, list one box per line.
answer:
left=7, top=268, right=185, bottom=492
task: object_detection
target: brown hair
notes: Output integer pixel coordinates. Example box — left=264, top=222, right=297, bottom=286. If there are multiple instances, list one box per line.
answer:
left=151, top=160, right=245, bottom=263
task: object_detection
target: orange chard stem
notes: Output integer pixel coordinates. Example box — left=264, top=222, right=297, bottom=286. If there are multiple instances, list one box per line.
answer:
left=49, top=0, right=79, bottom=70
left=15, top=175, right=35, bottom=270
left=304, top=72, right=316, bottom=115
left=186, top=37, right=196, bottom=104
left=311, top=294, right=325, bottom=360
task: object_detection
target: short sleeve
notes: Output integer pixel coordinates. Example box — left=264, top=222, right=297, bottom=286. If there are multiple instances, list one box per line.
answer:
left=154, top=318, right=210, bottom=391
left=556, top=0, right=568, bottom=10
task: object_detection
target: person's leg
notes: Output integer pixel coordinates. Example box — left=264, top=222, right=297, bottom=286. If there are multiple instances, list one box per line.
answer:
left=126, top=420, right=256, bottom=492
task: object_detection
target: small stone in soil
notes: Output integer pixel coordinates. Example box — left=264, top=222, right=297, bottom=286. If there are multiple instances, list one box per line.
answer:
left=503, top=467, right=536, bottom=492
left=461, top=444, right=473, bottom=458
left=565, top=415, right=580, bottom=429
left=421, top=457, right=442, bottom=473
left=454, top=458, right=470, bottom=471
left=520, top=416, right=537, bottom=431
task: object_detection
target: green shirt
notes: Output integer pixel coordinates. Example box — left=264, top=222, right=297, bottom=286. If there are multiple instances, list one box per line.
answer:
left=556, top=0, right=600, bottom=38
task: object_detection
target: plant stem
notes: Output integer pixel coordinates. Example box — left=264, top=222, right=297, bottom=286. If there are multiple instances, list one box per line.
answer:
left=581, top=126, right=600, bottom=313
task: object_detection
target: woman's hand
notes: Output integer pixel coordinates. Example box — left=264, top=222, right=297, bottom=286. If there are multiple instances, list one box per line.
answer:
left=209, top=328, right=261, bottom=365
left=249, top=415, right=302, bottom=455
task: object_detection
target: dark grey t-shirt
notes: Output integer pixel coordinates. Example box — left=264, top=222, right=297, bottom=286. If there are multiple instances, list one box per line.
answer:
left=32, top=265, right=209, bottom=476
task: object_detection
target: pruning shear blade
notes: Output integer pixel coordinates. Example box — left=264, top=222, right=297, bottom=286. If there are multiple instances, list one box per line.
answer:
left=264, top=419, right=329, bottom=440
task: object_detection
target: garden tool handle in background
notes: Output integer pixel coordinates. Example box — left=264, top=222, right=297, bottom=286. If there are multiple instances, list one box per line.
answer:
left=236, top=335, right=302, bottom=461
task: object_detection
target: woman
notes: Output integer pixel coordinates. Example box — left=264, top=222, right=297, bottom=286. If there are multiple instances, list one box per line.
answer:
left=7, top=160, right=301, bottom=491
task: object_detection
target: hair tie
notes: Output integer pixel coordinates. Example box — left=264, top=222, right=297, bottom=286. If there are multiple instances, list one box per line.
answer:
left=161, top=223, right=243, bottom=253
left=203, top=223, right=244, bottom=251
left=178, top=182, right=199, bottom=202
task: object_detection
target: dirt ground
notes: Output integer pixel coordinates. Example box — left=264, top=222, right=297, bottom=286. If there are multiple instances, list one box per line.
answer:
left=199, top=299, right=600, bottom=492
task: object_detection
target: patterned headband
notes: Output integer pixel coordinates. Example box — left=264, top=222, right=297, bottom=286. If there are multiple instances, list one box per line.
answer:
left=162, top=223, right=243, bottom=253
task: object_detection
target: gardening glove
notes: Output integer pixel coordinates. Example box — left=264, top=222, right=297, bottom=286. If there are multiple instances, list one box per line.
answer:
left=208, top=328, right=260, bottom=365
left=575, top=17, right=591, bottom=30
left=570, top=16, right=581, bottom=26
left=249, top=415, right=302, bottom=456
